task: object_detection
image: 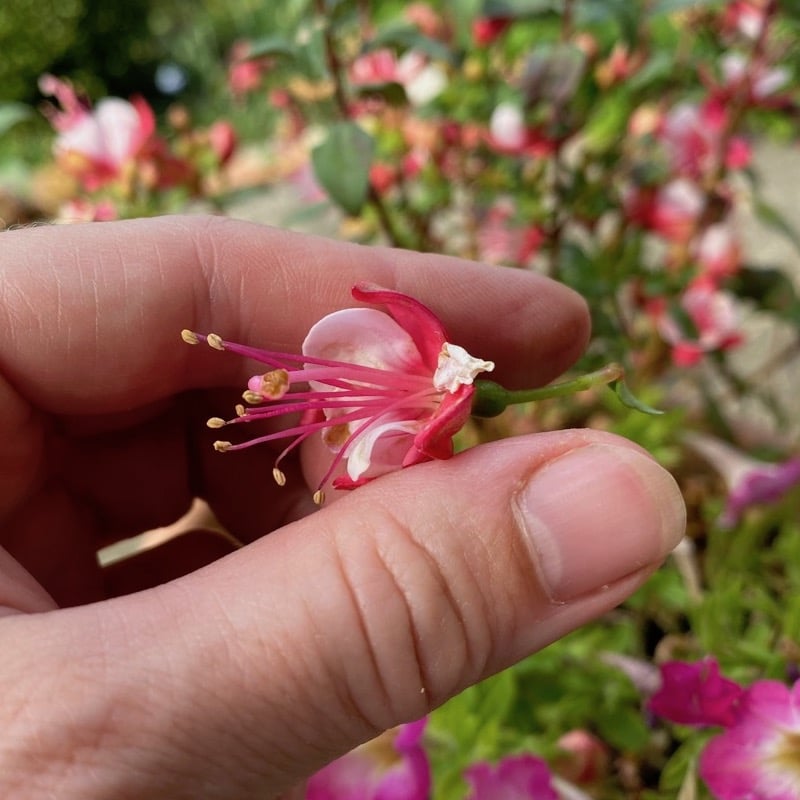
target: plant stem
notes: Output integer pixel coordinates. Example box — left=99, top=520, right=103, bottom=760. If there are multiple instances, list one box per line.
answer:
left=473, top=362, right=624, bottom=417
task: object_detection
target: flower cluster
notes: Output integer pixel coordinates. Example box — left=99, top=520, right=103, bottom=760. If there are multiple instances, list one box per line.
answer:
left=650, top=658, right=800, bottom=800
left=305, top=719, right=565, bottom=800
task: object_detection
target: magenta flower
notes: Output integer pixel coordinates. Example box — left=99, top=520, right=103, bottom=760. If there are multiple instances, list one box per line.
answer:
left=700, top=679, right=800, bottom=800
left=464, top=754, right=558, bottom=800
left=685, top=432, right=800, bottom=528
left=648, top=658, right=744, bottom=728
left=184, top=283, right=494, bottom=497
left=305, top=719, right=430, bottom=800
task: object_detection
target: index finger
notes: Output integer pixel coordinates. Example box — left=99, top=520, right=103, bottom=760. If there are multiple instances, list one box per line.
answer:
left=0, top=215, right=589, bottom=414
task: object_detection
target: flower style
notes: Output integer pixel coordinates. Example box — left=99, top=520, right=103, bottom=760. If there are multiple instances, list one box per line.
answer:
left=700, top=679, right=800, bottom=800
left=305, top=719, right=430, bottom=800
left=464, top=753, right=558, bottom=800
left=183, top=283, right=494, bottom=498
left=648, top=658, right=744, bottom=728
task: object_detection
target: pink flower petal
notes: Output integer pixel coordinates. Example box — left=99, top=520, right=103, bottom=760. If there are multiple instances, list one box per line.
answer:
left=465, top=754, right=558, bottom=800
left=700, top=680, right=800, bottom=800
left=649, top=658, right=743, bottom=728
left=352, top=283, right=448, bottom=371
left=303, top=308, right=428, bottom=376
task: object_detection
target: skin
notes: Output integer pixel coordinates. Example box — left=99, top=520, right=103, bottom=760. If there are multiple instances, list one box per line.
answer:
left=0, top=216, right=685, bottom=799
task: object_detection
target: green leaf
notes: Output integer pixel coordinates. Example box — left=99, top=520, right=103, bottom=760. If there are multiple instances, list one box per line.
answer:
left=0, top=103, right=32, bottom=137
left=753, top=199, right=800, bottom=255
left=363, top=24, right=454, bottom=63
left=614, top=380, right=665, bottom=416
left=647, top=0, right=720, bottom=15
left=353, top=81, right=409, bottom=106
left=480, top=0, right=559, bottom=19
left=311, top=122, right=374, bottom=215
left=245, top=35, right=299, bottom=61
left=582, top=91, right=631, bottom=153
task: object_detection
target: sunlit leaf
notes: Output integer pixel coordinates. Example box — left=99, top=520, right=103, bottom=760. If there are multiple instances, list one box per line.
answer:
left=0, top=103, right=32, bottom=137
left=245, top=35, right=299, bottom=61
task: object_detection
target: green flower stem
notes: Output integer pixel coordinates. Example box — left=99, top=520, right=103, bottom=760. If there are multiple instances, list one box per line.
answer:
left=472, top=362, right=625, bottom=418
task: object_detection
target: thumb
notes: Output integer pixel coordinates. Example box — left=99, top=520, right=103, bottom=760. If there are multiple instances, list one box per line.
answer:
left=2, top=430, right=685, bottom=798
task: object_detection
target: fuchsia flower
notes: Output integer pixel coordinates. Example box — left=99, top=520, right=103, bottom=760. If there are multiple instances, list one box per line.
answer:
left=723, top=0, right=770, bottom=41
left=476, top=199, right=544, bottom=266
left=39, top=74, right=157, bottom=191
left=649, top=658, right=744, bottom=728
left=659, top=101, right=751, bottom=180
left=700, top=679, right=800, bottom=800
left=306, top=719, right=430, bottom=800
left=695, top=222, right=742, bottom=280
left=228, top=40, right=271, bottom=97
left=650, top=277, right=742, bottom=366
left=184, top=283, right=494, bottom=496
left=464, top=754, right=558, bottom=800
left=472, top=16, right=512, bottom=46
left=349, top=50, right=446, bottom=106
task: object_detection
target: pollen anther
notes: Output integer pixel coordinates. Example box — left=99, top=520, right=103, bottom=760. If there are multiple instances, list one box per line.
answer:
left=181, top=329, right=200, bottom=345
left=272, top=467, right=287, bottom=486
left=207, top=333, right=225, bottom=351
left=242, top=390, right=263, bottom=405
left=206, top=417, right=226, bottom=429
left=213, top=440, right=232, bottom=452
left=313, top=489, right=326, bottom=505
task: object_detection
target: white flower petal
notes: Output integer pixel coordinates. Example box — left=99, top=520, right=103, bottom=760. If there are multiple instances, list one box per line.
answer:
left=346, top=419, right=420, bottom=481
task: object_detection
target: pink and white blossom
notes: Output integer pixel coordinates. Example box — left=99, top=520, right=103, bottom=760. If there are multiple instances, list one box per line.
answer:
left=306, top=719, right=430, bottom=800
left=185, top=283, right=494, bottom=494
left=489, top=103, right=527, bottom=152
left=650, top=277, right=742, bottom=365
left=720, top=53, right=790, bottom=102
left=349, top=50, right=446, bottom=106
left=39, top=74, right=157, bottom=190
left=723, top=0, right=770, bottom=40
left=700, top=679, right=800, bottom=800
left=695, top=223, right=741, bottom=280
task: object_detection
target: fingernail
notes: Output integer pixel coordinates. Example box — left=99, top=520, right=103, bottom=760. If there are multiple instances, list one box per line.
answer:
left=515, top=443, right=685, bottom=601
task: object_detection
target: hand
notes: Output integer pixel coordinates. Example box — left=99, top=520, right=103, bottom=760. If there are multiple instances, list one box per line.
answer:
left=0, top=216, right=685, bottom=798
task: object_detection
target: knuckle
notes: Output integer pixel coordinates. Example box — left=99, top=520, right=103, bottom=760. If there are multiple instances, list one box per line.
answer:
left=326, top=502, right=492, bottom=726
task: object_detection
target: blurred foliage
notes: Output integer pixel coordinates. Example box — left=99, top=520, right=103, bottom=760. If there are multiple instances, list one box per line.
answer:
left=0, top=0, right=84, bottom=101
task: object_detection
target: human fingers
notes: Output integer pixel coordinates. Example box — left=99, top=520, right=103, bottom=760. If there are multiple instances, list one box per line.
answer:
left=0, top=215, right=588, bottom=417
left=1, top=430, right=684, bottom=798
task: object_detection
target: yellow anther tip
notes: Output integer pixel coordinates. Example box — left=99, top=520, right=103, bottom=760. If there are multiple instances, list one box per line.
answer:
left=207, top=333, right=225, bottom=351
